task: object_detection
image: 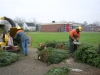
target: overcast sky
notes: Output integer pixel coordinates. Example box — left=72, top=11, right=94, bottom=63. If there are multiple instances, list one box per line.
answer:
left=0, top=0, right=100, bottom=24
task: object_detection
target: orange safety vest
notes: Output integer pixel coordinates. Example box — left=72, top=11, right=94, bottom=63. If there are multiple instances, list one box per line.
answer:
left=69, top=29, right=80, bottom=40
left=17, top=30, right=23, bottom=33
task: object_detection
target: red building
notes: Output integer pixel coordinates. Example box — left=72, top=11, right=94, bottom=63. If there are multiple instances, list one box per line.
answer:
left=41, top=23, right=73, bottom=32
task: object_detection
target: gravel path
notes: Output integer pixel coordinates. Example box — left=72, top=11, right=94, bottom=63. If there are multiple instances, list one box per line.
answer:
left=0, top=48, right=100, bottom=75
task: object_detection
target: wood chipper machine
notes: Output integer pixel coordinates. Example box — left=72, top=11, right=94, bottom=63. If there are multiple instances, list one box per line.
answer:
left=0, top=16, right=22, bottom=52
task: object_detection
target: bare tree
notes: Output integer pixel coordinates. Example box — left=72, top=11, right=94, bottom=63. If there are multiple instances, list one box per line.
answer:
left=59, top=20, right=68, bottom=23
left=14, top=17, right=26, bottom=24
left=93, top=21, right=100, bottom=26
left=83, top=21, right=88, bottom=26
left=28, top=18, right=37, bottom=25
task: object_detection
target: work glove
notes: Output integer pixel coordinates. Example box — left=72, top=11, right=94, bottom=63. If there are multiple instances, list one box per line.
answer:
left=73, top=40, right=77, bottom=42
left=73, top=40, right=77, bottom=44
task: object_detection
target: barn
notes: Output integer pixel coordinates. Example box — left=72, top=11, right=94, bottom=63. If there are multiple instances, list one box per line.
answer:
left=41, top=22, right=82, bottom=32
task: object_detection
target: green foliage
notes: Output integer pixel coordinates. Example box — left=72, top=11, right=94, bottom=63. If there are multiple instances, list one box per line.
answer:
left=92, top=57, right=100, bottom=67
left=97, top=44, right=100, bottom=54
left=55, top=41, right=69, bottom=50
left=45, top=41, right=58, bottom=48
left=44, top=67, right=70, bottom=75
left=38, top=41, right=70, bottom=51
left=38, top=47, right=69, bottom=64
left=0, top=50, right=20, bottom=67
left=74, top=44, right=100, bottom=68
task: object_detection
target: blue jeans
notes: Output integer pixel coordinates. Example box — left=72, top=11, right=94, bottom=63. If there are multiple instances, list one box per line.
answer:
left=21, top=40, right=28, bottom=55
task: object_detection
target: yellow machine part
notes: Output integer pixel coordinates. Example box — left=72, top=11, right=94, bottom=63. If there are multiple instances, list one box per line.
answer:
left=0, top=42, right=6, bottom=47
left=0, top=27, right=18, bottom=48
left=0, top=34, right=10, bottom=49
left=5, top=34, right=9, bottom=42
left=10, top=27, right=18, bottom=38
left=10, top=27, right=23, bottom=38
left=0, top=26, right=23, bottom=49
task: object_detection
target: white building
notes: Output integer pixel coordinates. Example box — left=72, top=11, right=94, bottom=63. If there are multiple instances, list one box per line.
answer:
left=16, top=22, right=36, bottom=31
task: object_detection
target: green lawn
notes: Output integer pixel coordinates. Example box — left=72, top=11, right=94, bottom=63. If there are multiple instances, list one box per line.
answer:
left=28, top=32, right=100, bottom=48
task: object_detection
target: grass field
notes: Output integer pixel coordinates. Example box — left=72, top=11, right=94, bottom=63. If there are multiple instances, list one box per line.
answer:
left=28, top=32, right=100, bottom=48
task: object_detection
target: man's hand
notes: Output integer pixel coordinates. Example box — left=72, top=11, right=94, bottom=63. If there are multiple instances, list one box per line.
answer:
left=73, top=40, right=77, bottom=42
left=73, top=40, right=77, bottom=44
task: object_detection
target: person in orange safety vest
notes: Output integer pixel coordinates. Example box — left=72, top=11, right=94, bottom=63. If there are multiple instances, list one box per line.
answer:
left=69, top=26, right=82, bottom=53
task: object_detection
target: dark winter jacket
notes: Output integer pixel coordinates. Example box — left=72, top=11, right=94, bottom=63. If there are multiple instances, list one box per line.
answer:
left=14, top=30, right=28, bottom=42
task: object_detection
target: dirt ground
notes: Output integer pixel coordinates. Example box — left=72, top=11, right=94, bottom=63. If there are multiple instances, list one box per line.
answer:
left=0, top=48, right=100, bottom=75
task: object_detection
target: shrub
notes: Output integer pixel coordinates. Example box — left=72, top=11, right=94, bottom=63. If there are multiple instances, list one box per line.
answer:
left=0, top=50, right=20, bottom=67
left=38, top=47, right=69, bottom=64
left=45, top=41, right=58, bottom=48
left=44, top=67, right=70, bottom=75
left=97, top=44, right=100, bottom=54
left=56, top=41, right=69, bottom=50
left=38, top=41, right=70, bottom=51
left=74, top=44, right=100, bottom=68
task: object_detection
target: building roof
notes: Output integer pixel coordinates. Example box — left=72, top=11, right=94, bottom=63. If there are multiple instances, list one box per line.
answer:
left=41, top=22, right=82, bottom=26
left=72, top=23, right=82, bottom=26
left=26, top=22, right=35, bottom=27
left=18, top=23, right=23, bottom=27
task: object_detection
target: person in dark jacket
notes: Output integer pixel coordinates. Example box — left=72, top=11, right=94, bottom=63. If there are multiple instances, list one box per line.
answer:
left=14, top=26, right=29, bottom=55
left=69, top=26, right=82, bottom=53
